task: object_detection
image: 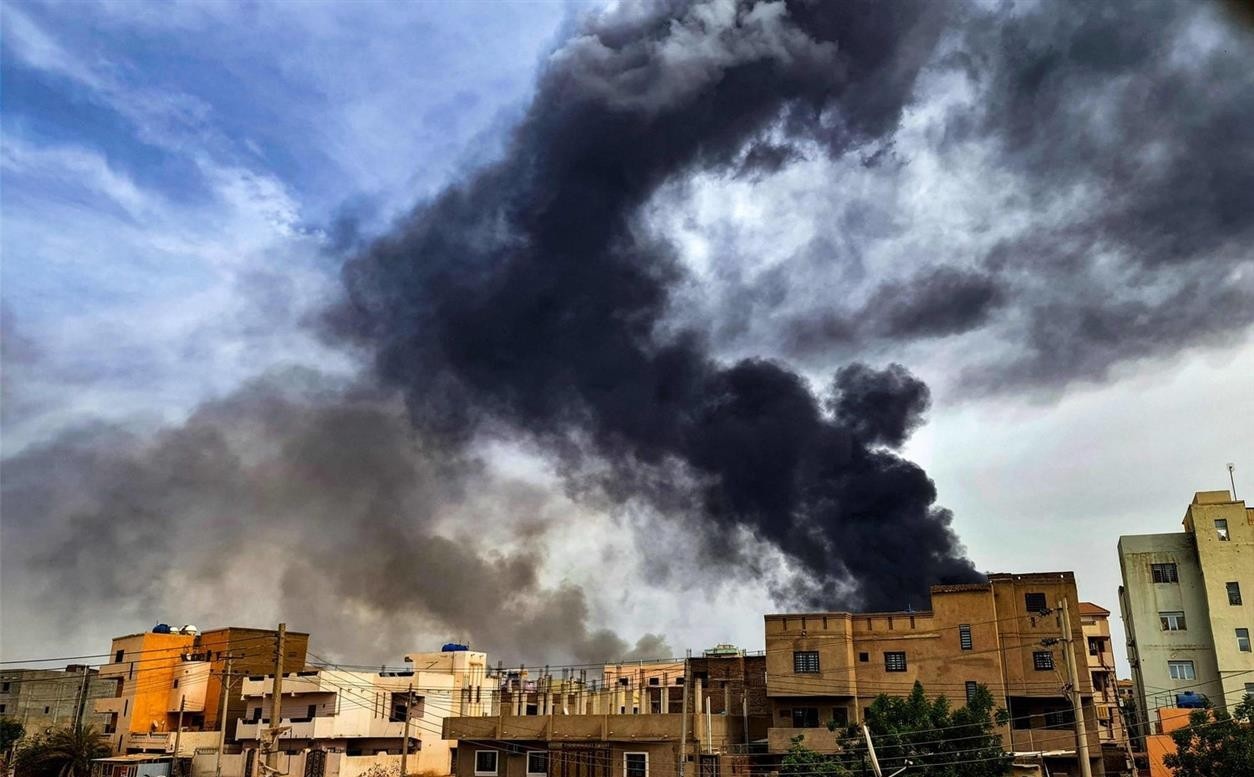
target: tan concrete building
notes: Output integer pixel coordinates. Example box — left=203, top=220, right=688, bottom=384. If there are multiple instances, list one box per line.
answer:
left=1118, top=491, right=1254, bottom=730
left=444, top=650, right=766, bottom=777
left=0, top=666, right=114, bottom=733
left=1078, top=603, right=1126, bottom=746
left=237, top=648, right=494, bottom=776
left=94, top=624, right=307, bottom=755
left=764, top=573, right=1104, bottom=776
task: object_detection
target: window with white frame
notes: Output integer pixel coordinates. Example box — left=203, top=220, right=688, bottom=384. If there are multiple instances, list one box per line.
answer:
left=1159, top=611, right=1187, bottom=631
left=624, top=752, right=648, bottom=777
left=1168, top=660, right=1195, bottom=681
left=527, top=751, right=548, bottom=777
left=1238, top=628, right=1251, bottom=653
left=475, top=751, right=498, bottom=775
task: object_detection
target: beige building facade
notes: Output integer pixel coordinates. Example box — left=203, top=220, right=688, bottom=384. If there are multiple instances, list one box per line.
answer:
left=1118, top=490, right=1254, bottom=729
left=237, top=649, right=493, bottom=775
left=764, top=572, right=1104, bottom=776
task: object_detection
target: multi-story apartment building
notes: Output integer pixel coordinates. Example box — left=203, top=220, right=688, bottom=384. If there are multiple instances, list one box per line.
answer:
left=764, top=572, right=1104, bottom=777
left=94, top=624, right=307, bottom=755
left=1118, top=490, right=1254, bottom=729
left=443, top=648, right=768, bottom=777
left=235, top=647, right=493, bottom=776
left=0, top=666, right=114, bottom=732
left=1078, top=603, right=1127, bottom=748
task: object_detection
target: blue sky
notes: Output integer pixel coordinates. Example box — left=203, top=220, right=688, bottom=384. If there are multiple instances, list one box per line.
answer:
left=2, top=0, right=568, bottom=447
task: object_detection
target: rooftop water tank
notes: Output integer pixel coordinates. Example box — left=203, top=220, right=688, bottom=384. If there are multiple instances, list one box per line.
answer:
left=153, top=623, right=172, bottom=634
left=442, top=642, right=470, bottom=652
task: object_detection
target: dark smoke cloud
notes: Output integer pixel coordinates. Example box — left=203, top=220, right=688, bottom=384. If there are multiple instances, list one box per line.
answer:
left=0, top=370, right=667, bottom=663
left=333, top=0, right=980, bottom=610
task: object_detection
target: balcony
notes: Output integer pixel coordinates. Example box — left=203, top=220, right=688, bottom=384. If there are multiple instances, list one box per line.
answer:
left=95, top=697, right=124, bottom=715
left=235, top=717, right=407, bottom=742
left=127, top=731, right=222, bottom=755
left=444, top=714, right=740, bottom=745
left=240, top=672, right=329, bottom=697
left=767, top=727, right=840, bottom=754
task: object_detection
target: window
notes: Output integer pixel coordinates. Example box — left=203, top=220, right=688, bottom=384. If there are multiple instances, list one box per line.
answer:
left=618, top=677, right=630, bottom=686
left=1151, top=563, right=1179, bottom=583
left=884, top=652, right=907, bottom=672
left=123, top=700, right=127, bottom=716
left=1216, top=519, right=1229, bottom=541
left=0, top=705, right=5, bottom=713
left=830, top=707, right=848, bottom=727
left=1025, top=593, right=1048, bottom=613
left=1159, top=611, right=1187, bottom=631
left=474, top=751, right=498, bottom=776
left=527, top=752, right=548, bottom=777
left=0, top=682, right=8, bottom=693
left=1043, top=708, right=1075, bottom=729
left=793, top=651, right=820, bottom=674
left=173, top=679, right=180, bottom=689
left=1168, top=660, right=1196, bottom=680
left=648, top=677, right=660, bottom=686
left=1088, top=637, right=1101, bottom=656
left=115, top=650, right=124, bottom=663
left=1238, top=628, right=1251, bottom=653
left=624, top=753, right=648, bottom=777
left=791, top=707, right=820, bottom=728
left=1245, top=683, right=1254, bottom=699
left=959, top=625, right=973, bottom=651
left=1033, top=651, right=1054, bottom=671
left=307, top=704, right=317, bottom=719
left=858, top=652, right=869, bottom=663
left=965, top=681, right=978, bottom=704
left=44, top=706, right=50, bottom=714
left=1228, top=582, right=1243, bottom=606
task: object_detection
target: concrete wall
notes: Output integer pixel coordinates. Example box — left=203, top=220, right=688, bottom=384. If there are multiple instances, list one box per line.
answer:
left=0, top=666, right=114, bottom=733
left=1187, top=493, right=1254, bottom=710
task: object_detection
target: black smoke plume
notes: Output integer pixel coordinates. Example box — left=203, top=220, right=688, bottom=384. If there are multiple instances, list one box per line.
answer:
left=333, top=0, right=980, bottom=610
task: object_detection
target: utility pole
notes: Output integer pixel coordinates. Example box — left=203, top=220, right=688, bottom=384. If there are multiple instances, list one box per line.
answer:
left=215, top=654, right=234, bottom=777
left=400, top=684, right=413, bottom=777
left=1058, top=598, right=1094, bottom=777
left=72, top=664, right=90, bottom=730
left=1228, top=462, right=1238, bottom=499
left=264, top=623, right=287, bottom=774
left=678, top=652, right=690, bottom=777
left=172, top=696, right=186, bottom=777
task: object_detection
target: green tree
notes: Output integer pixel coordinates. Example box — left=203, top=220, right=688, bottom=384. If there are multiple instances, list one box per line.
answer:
left=1, top=716, right=27, bottom=773
left=1164, top=694, right=1254, bottom=777
left=14, top=723, right=111, bottom=777
left=780, top=734, right=849, bottom=777
left=837, top=681, right=1012, bottom=777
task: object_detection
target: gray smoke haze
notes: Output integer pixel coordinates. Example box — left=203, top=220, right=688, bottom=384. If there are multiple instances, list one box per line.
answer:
left=4, top=0, right=1252, bottom=662
left=1, top=369, right=667, bottom=663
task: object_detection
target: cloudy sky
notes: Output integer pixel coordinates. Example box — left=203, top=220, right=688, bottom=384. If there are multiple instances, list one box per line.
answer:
left=2, top=0, right=1252, bottom=678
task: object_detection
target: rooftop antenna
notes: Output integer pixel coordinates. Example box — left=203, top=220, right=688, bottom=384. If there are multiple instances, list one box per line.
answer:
left=1228, top=463, right=1238, bottom=500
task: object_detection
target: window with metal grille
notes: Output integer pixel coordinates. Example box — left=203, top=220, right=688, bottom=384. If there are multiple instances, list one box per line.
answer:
left=1025, top=593, right=1047, bottom=613
left=1168, top=660, right=1195, bottom=680
left=884, top=652, right=907, bottom=672
left=791, top=707, right=819, bottom=728
left=1043, top=708, right=1074, bottom=729
left=527, top=752, right=548, bottom=776
left=858, top=652, right=869, bottom=663
left=475, top=751, right=498, bottom=776
left=1159, top=611, right=1187, bottom=631
left=965, top=681, right=978, bottom=703
left=1151, top=563, right=1178, bottom=583
left=793, top=651, right=820, bottom=674
left=959, top=624, right=973, bottom=650
left=624, top=753, right=648, bottom=777
left=1033, top=651, right=1054, bottom=671
left=1228, top=582, right=1243, bottom=605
